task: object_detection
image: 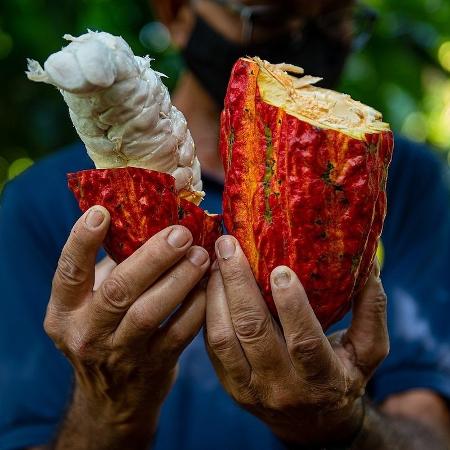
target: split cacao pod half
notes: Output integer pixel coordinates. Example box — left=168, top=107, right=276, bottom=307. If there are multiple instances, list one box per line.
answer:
left=220, top=57, right=394, bottom=330
left=68, top=168, right=222, bottom=263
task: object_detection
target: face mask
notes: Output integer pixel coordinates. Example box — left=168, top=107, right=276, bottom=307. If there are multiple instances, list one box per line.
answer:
left=182, top=14, right=351, bottom=108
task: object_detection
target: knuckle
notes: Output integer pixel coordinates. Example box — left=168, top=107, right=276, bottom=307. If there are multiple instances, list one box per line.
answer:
left=66, top=331, right=97, bottom=362
left=126, top=305, right=156, bottom=333
left=234, top=389, right=258, bottom=410
left=371, top=290, right=387, bottom=315
left=232, top=372, right=252, bottom=390
left=233, top=311, right=271, bottom=342
left=67, top=340, right=90, bottom=361
left=43, top=302, right=67, bottom=346
left=288, top=336, right=324, bottom=365
left=55, top=252, right=87, bottom=288
left=304, top=389, right=332, bottom=408
left=207, top=328, right=235, bottom=353
left=264, top=389, right=297, bottom=412
left=43, top=312, right=60, bottom=342
left=167, top=328, right=187, bottom=351
left=100, top=275, right=132, bottom=311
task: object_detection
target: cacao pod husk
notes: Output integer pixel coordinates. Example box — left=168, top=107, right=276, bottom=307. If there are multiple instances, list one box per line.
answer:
left=220, top=57, right=393, bottom=330
left=68, top=168, right=222, bottom=263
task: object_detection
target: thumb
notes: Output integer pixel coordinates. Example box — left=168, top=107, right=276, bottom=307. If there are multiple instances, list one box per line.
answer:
left=344, top=259, right=390, bottom=377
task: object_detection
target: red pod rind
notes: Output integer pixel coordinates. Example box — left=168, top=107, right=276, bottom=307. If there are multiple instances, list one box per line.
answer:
left=68, top=167, right=222, bottom=263
left=220, top=58, right=394, bottom=330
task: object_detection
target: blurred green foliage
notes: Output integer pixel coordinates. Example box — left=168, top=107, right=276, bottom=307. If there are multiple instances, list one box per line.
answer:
left=0, top=0, right=449, bottom=191
left=342, top=0, right=450, bottom=157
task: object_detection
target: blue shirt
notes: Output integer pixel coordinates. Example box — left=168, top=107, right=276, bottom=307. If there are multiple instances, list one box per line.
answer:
left=1, top=136, right=450, bottom=449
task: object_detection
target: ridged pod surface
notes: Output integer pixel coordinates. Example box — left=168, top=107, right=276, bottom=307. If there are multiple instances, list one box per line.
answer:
left=220, top=58, right=394, bottom=330
left=68, top=168, right=222, bottom=263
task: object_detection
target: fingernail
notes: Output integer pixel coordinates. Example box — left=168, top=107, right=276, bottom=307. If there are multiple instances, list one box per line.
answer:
left=217, top=237, right=236, bottom=260
left=274, top=269, right=291, bottom=288
left=85, top=208, right=105, bottom=229
left=167, top=226, right=190, bottom=248
left=187, top=247, right=209, bottom=266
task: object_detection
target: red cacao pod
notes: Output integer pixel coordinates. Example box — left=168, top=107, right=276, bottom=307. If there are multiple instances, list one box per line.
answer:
left=68, top=168, right=222, bottom=263
left=220, top=58, right=394, bottom=330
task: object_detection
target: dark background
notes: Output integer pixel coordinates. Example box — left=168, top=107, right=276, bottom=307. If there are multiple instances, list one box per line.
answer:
left=0, top=0, right=449, bottom=190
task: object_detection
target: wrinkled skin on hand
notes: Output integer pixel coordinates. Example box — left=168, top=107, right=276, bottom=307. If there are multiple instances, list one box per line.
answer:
left=45, top=206, right=210, bottom=431
left=205, top=236, right=389, bottom=447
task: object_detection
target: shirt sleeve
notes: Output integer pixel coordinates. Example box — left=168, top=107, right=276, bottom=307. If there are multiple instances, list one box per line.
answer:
left=370, top=139, right=450, bottom=403
left=0, top=175, right=74, bottom=449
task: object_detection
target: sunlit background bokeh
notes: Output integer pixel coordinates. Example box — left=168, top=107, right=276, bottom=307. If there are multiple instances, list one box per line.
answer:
left=0, top=0, right=449, bottom=192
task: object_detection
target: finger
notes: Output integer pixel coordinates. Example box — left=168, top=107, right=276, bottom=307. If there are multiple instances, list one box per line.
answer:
left=114, top=246, right=210, bottom=343
left=94, top=256, right=116, bottom=291
left=271, top=266, right=341, bottom=380
left=51, top=206, right=110, bottom=310
left=216, top=236, right=288, bottom=375
left=344, top=260, right=389, bottom=377
left=153, top=286, right=207, bottom=363
left=205, top=265, right=251, bottom=385
left=89, top=225, right=193, bottom=329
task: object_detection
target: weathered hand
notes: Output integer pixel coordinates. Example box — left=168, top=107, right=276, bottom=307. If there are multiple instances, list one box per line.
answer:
left=45, top=206, right=210, bottom=440
left=205, top=236, right=389, bottom=446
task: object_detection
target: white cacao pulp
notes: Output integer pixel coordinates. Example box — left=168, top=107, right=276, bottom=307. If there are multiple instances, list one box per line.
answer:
left=26, top=30, right=202, bottom=194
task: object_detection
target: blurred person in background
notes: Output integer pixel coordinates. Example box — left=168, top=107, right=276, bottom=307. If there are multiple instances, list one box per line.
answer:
left=0, top=0, right=449, bottom=449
